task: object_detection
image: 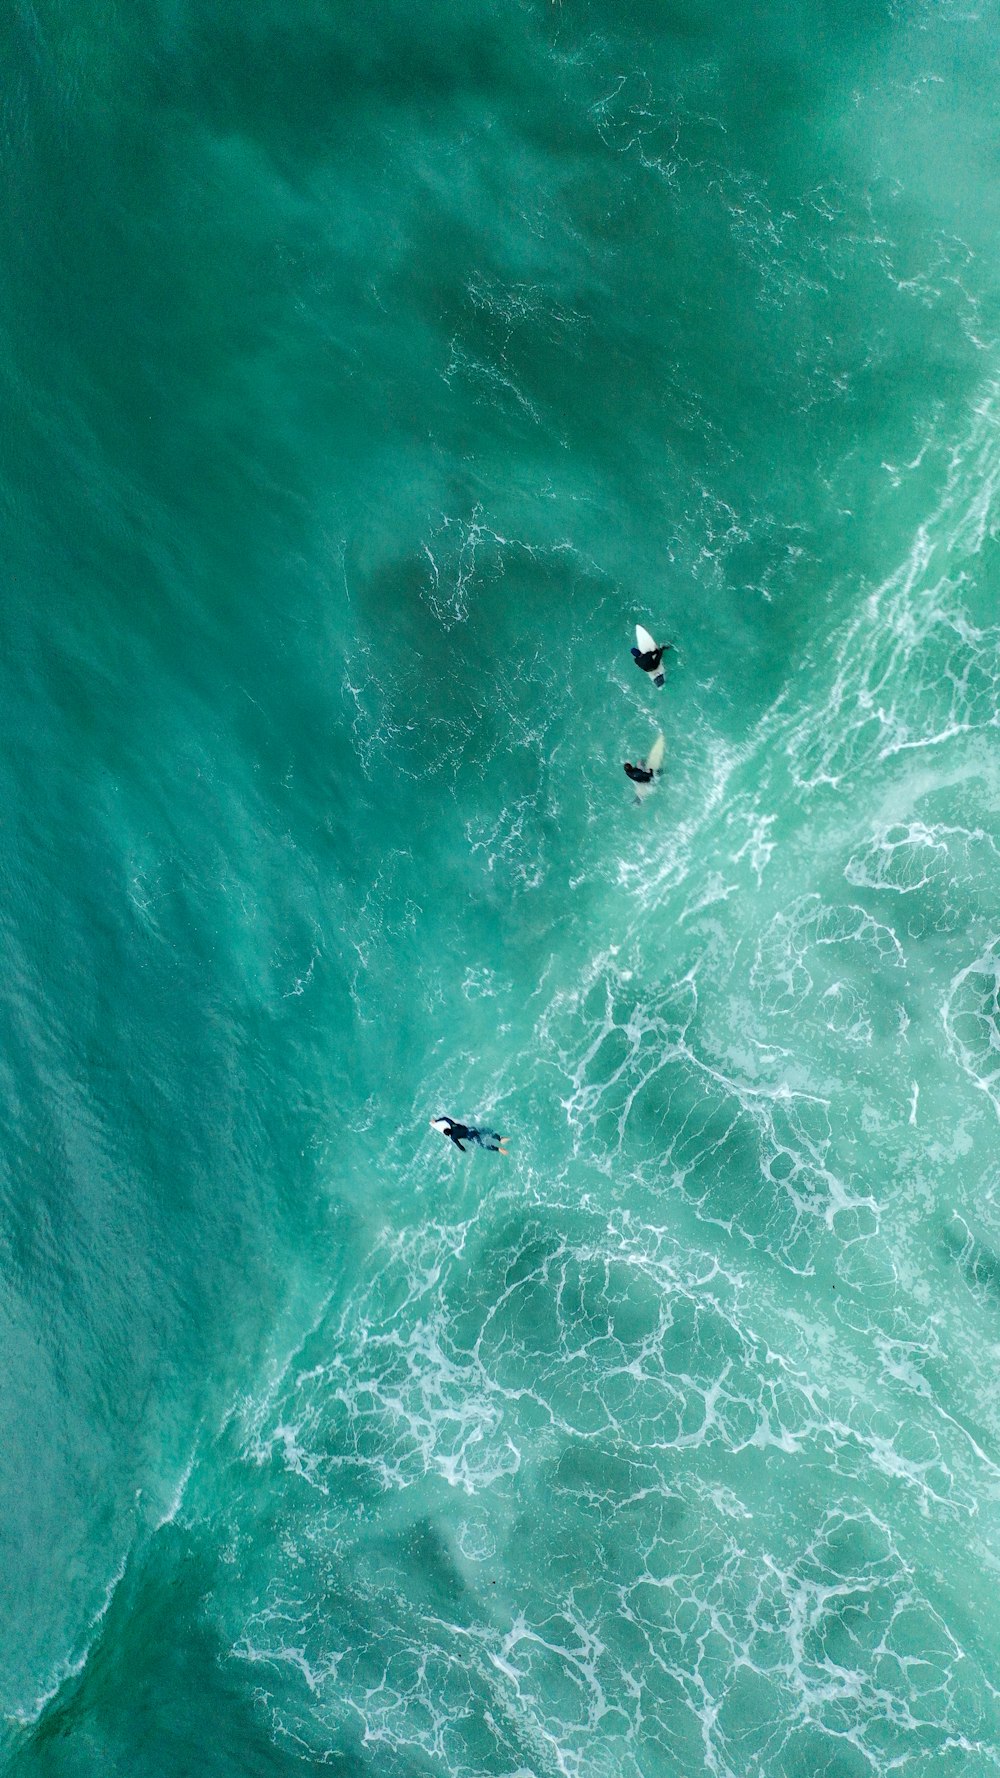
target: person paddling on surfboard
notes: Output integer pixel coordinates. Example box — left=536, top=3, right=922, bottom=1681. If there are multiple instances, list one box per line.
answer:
left=624, top=732, right=666, bottom=803
left=430, top=1117, right=509, bottom=1155
left=631, top=624, right=673, bottom=687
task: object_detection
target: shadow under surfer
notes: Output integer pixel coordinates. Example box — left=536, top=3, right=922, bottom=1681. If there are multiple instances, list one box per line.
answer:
left=631, top=639, right=673, bottom=687
left=431, top=1116, right=509, bottom=1155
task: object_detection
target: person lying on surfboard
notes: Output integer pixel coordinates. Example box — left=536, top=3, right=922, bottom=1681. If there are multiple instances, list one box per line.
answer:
left=631, top=623, right=673, bottom=687
left=624, top=731, right=666, bottom=802
left=430, top=1117, right=509, bottom=1155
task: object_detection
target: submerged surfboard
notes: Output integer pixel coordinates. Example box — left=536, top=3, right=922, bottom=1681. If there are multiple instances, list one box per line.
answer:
left=634, top=731, right=666, bottom=803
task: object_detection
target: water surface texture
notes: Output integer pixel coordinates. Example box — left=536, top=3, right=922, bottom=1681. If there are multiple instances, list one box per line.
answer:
left=2, top=1, right=1000, bottom=1774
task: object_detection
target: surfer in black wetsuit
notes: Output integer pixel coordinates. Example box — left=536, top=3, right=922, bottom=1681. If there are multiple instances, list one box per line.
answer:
left=631, top=639, right=673, bottom=687
left=430, top=1117, right=508, bottom=1154
left=624, top=732, right=665, bottom=801
left=623, top=761, right=654, bottom=785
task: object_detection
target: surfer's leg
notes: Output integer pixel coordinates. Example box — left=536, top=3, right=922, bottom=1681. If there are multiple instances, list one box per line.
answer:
left=467, top=1128, right=486, bottom=1147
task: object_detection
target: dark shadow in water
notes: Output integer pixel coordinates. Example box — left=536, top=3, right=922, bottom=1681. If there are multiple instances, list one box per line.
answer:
left=6, top=1527, right=352, bottom=1778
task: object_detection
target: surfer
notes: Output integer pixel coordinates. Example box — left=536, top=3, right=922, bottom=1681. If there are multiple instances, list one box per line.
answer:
left=631, top=624, right=673, bottom=687
left=430, top=1117, right=509, bottom=1155
left=623, top=761, right=654, bottom=785
left=624, top=731, right=666, bottom=802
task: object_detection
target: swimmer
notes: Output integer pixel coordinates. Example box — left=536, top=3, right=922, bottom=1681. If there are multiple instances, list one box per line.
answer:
left=631, top=624, right=674, bottom=688
left=430, top=1117, right=509, bottom=1155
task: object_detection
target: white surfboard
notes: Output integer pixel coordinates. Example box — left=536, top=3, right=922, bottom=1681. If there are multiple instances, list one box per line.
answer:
left=633, top=731, right=665, bottom=803
left=635, top=623, right=658, bottom=655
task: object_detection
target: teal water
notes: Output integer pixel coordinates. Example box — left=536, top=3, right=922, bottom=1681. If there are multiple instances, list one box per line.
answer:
left=2, top=0, right=1000, bottom=1772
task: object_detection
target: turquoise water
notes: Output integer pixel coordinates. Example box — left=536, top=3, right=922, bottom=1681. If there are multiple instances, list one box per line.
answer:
left=2, top=0, right=1000, bottom=1771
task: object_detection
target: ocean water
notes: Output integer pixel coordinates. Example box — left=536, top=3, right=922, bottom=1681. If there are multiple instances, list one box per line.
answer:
left=2, top=0, right=1000, bottom=1772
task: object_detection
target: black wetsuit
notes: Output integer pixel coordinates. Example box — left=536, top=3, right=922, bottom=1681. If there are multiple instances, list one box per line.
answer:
left=624, top=762, right=654, bottom=785
left=438, top=1118, right=504, bottom=1153
left=631, top=643, right=672, bottom=686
